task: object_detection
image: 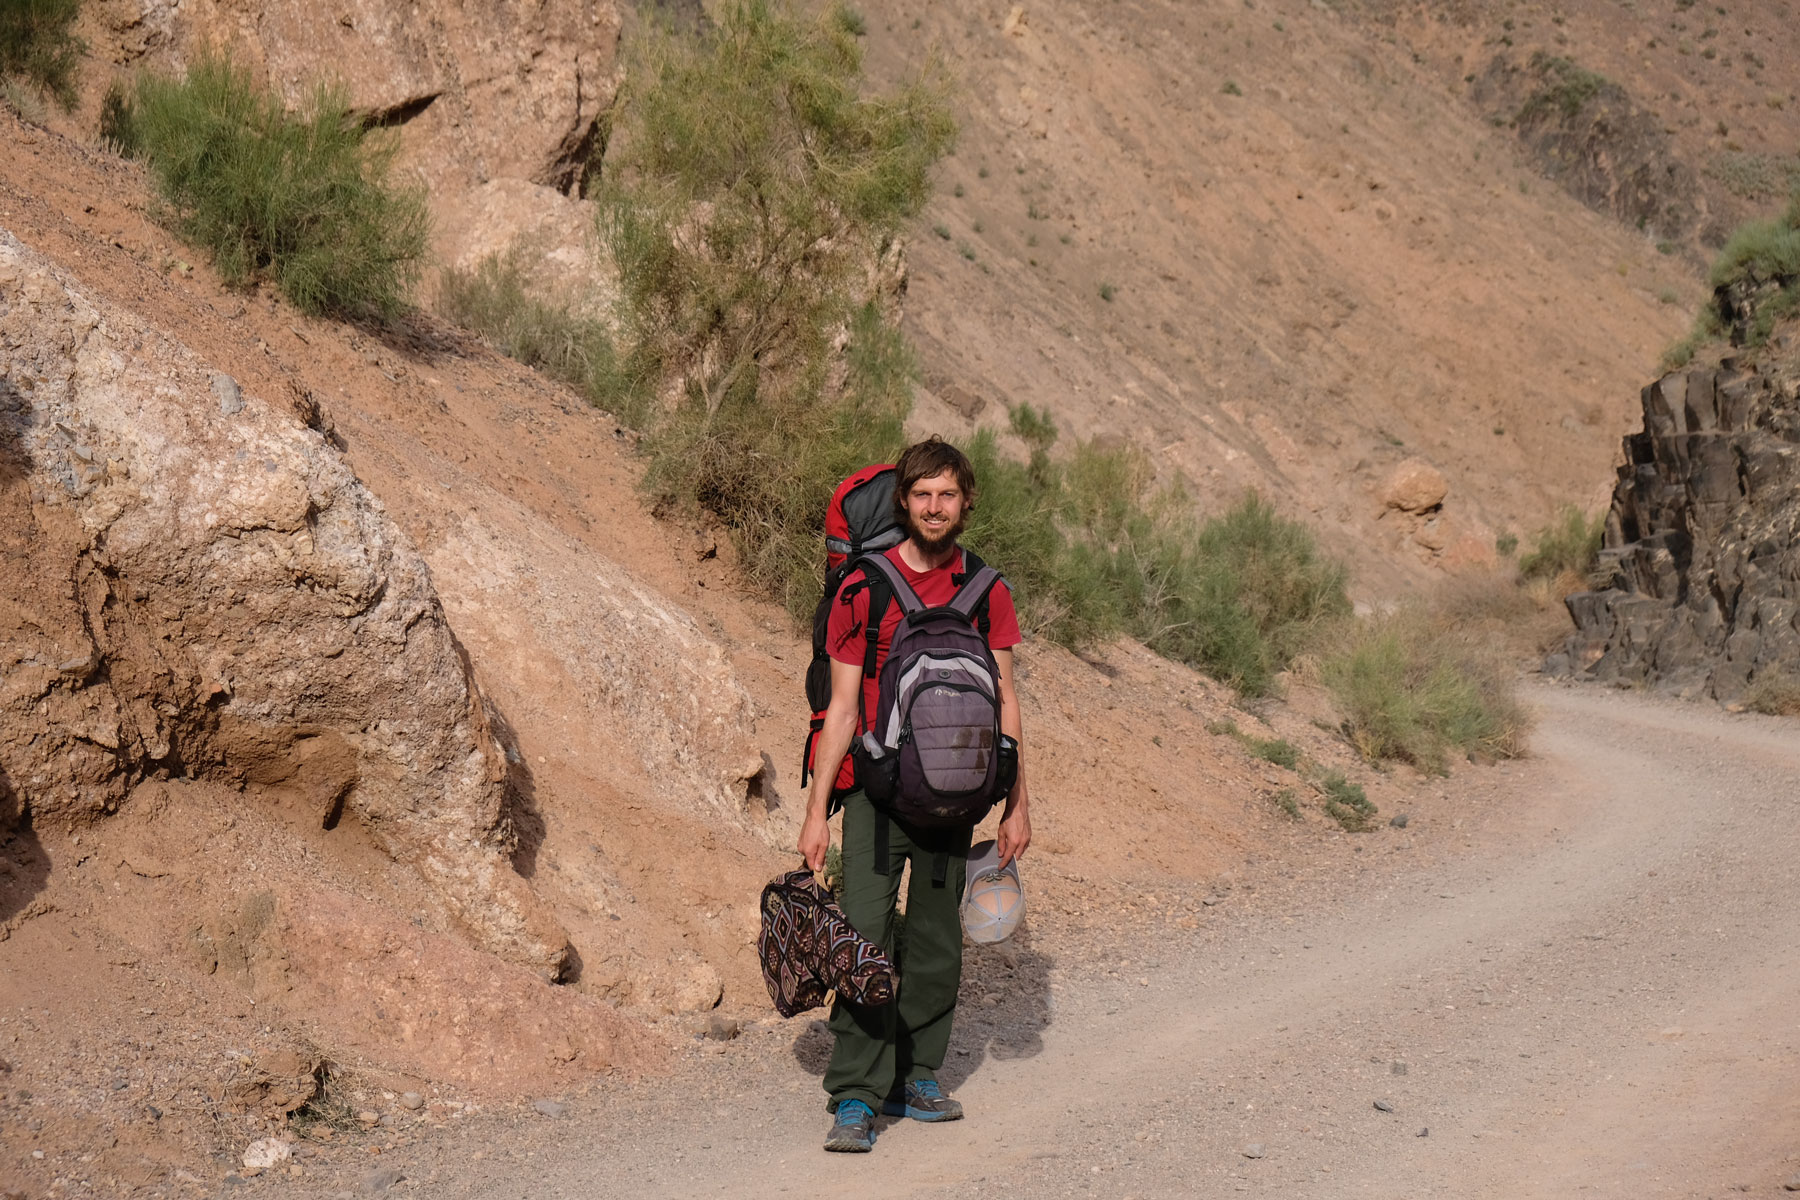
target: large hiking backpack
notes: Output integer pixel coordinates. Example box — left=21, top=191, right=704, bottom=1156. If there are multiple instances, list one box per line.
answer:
left=800, top=465, right=904, bottom=796
left=850, top=552, right=1019, bottom=829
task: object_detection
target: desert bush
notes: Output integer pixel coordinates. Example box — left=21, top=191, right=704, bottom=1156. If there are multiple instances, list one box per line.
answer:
left=1709, top=151, right=1800, bottom=202
left=1741, top=671, right=1800, bottom=717
left=597, top=0, right=952, bottom=612
left=1516, top=52, right=1610, bottom=123
left=1322, top=611, right=1529, bottom=773
left=961, top=412, right=1349, bottom=694
left=438, top=250, right=628, bottom=410
left=0, top=0, right=83, bottom=111
left=1665, top=186, right=1800, bottom=366
left=1518, top=504, right=1604, bottom=580
left=650, top=302, right=914, bottom=620
left=1319, top=770, right=1376, bottom=831
left=1204, top=718, right=1296, bottom=767
left=1096, top=490, right=1349, bottom=693
left=101, top=54, right=427, bottom=320
left=1432, top=568, right=1582, bottom=662
left=1246, top=734, right=1298, bottom=769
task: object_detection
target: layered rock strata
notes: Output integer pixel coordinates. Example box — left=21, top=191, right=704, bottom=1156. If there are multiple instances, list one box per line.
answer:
left=1551, top=345, right=1800, bottom=697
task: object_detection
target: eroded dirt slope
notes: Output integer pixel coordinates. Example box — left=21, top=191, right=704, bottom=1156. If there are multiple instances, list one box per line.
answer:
left=855, top=0, right=1761, bottom=595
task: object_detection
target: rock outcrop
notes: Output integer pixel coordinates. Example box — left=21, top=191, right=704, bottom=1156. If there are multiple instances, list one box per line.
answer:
left=87, top=0, right=622, bottom=264
left=1551, top=345, right=1800, bottom=698
left=0, top=230, right=569, bottom=974
left=1473, top=52, right=1710, bottom=249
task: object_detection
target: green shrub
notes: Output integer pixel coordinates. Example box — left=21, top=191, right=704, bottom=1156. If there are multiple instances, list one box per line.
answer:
left=1516, top=52, right=1610, bottom=123
left=598, top=0, right=952, bottom=613
left=1203, top=714, right=1299, bottom=768
left=1666, top=187, right=1800, bottom=365
left=0, top=0, right=83, bottom=111
left=1322, top=612, right=1529, bottom=773
left=1319, top=770, right=1376, bottom=831
left=1518, top=504, right=1604, bottom=580
left=1246, top=734, right=1298, bottom=768
left=1273, top=786, right=1300, bottom=819
left=656, top=302, right=914, bottom=620
left=1710, top=196, right=1800, bottom=289
left=966, top=419, right=1348, bottom=695
left=438, top=250, right=627, bottom=412
left=103, top=54, right=427, bottom=320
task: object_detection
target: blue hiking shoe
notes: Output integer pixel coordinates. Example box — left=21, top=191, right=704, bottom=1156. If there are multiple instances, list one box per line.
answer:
left=881, top=1079, right=964, bottom=1122
left=824, top=1099, right=877, bottom=1152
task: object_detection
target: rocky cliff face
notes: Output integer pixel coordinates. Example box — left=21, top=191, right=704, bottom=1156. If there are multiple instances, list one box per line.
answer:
left=86, top=0, right=622, bottom=275
left=1551, top=339, right=1800, bottom=698
left=0, top=230, right=569, bottom=975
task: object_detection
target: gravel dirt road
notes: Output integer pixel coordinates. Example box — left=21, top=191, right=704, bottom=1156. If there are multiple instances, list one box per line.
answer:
left=403, top=682, right=1800, bottom=1199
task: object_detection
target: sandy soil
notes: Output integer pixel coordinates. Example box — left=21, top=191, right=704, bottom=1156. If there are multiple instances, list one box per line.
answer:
left=185, top=679, right=1800, bottom=1198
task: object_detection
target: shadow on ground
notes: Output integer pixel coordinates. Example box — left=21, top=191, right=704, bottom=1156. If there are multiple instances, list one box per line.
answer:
left=786, top=922, right=1054, bottom=1098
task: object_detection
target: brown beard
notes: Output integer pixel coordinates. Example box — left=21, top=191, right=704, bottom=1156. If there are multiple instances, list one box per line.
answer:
left=906, top=510, right=965, bottom=557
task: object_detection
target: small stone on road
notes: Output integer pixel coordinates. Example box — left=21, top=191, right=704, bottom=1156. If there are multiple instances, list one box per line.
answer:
left=533, top=1098, right=569, bottom=1119
left=1242, top=1144, right=1266, bottom=1159
left=1373, top=1099, right=1395, bottom=1112
left=361, top=1166, right=406, bottom=1194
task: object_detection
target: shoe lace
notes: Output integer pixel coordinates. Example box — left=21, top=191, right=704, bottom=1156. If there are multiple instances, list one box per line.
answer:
left=911, top=1080, right=942, bottom=1100
left=838, top=1099, right=873, bottom=1123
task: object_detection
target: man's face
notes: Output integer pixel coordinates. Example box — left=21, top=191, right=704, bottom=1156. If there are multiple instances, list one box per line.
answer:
left=903, top=469, right=967, bottom=555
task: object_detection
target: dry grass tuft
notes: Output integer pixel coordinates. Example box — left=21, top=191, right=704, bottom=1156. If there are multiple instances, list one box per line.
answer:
left=1741, top=671, right=1800, bottom=717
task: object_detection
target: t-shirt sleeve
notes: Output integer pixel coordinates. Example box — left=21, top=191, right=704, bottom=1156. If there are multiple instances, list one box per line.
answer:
left=825, top=569, right=873, bottom=666
left=984, top=579, right=1023, bottom=651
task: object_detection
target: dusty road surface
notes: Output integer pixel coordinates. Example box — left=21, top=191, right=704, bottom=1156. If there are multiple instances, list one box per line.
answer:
left=424, top=682, right=1800, bottom=1200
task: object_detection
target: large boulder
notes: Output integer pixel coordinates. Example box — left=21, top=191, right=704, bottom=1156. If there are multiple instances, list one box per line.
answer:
left=0, top=229, right=569, bottom=974
left=1378, top=457, right=1448, bottom=513
left=1552, top=346, right=1800, bottom=698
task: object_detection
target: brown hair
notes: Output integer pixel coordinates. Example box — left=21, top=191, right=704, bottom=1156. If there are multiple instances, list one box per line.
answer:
left=892, top=436, right=978, bottom=517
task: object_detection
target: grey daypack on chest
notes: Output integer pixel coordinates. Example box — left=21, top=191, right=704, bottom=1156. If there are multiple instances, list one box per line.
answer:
left=852, top=553, right=1018, bottom=830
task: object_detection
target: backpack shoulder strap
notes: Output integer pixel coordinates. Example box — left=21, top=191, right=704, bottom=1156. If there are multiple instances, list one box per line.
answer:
left=842, top=555, right=909, bottom=681
left=852, top=552, right=925, bottom=616
left=947, top=561, right=1003, bottom=626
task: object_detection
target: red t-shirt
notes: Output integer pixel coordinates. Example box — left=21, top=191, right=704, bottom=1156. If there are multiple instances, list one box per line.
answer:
left=827, top=546, right=1022, bottom=724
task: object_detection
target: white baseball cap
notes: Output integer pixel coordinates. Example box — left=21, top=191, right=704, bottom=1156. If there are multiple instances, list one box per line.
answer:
left=962, top=839, right=1025, bottom=943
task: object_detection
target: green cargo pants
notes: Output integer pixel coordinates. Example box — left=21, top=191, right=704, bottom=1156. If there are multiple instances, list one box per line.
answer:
left=823, top=791, right=972, bottom=1112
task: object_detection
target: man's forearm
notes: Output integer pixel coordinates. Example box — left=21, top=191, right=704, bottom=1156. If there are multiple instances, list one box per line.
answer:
left=1000, top=676, right=1027, bottom=816
left=806, top=710, right=858, bottom=817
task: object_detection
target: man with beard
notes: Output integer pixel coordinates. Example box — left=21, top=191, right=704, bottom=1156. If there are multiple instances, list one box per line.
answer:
left=799, top=436, right=1032, bottom=1153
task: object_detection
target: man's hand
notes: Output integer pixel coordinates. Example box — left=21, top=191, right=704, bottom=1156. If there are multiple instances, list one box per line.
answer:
left=996, top=802, right=1031, bottom=867
left=799, top=809, right=832, bottom=873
